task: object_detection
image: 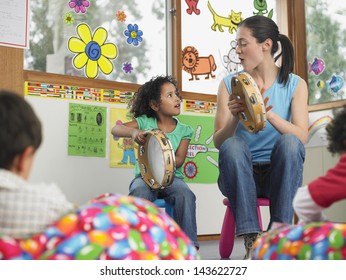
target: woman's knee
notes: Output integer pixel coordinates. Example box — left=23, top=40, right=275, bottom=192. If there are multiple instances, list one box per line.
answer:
left=275, top=134, right=304, bottom=152
left=219, top=136, right=249, bottom=161
left=272, top=134, right=305, bottom=160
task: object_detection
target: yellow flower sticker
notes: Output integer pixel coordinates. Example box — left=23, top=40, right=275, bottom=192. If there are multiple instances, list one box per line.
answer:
left=68, top=23, right=117, bottom=79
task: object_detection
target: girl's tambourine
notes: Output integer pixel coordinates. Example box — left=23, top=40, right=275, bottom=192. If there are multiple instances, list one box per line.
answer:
left=138, top=129, right=176, bottom=189
left=231, top=72, right=267, bottom=133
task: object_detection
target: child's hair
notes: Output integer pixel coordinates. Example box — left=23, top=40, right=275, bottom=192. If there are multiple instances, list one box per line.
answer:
left=0, top=90, right=42, bottom=169
left=238, top=15, right=294, bottom=86
left=326, top=106, right=346, bottom=155
left=128, top=75, right=179, bottom=118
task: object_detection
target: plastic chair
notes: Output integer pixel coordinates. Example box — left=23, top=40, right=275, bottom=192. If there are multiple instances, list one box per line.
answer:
left=153, top=199, right=174, bottom=218
left=219, top=197, right=270, bottom=259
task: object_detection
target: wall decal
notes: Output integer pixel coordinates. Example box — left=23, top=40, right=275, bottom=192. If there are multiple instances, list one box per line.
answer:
left=122, top=62, right=134, bottom=74
left=185, top=0, right=200, bottom=15
left=253, top=0, right=273, bottom=18
left=64, top=12, right=75, bottom=25
left=68, top=0, right=90, bottom=14
left=124, top=24, right=143, bottom=47
left=116, top=10, right=127, bottom=22
left=327, top=74, right=344, bottom=93
left=68, top=23, right=118, bottom=79
left=222, top=40, right=242, bottom=74
left=182, top=46, right=217, bottom=81
left=309, top=57, right=326, bottom=76
left=207, top=1, right=243, bottom=33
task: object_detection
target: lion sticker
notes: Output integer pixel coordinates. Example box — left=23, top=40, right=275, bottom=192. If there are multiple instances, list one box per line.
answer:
left=182, top=46, right=217, bottom=81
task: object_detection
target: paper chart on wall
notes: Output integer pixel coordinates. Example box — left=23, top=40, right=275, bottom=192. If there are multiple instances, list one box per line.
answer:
left=0, top=0, right=29, bottom=48
left=68, top=103, right=107, bottom=157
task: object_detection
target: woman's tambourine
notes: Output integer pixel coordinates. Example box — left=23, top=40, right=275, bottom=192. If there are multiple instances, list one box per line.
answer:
left=231, top=72, right=267, bottom=133
left=138, top=129, right=176, bottom=189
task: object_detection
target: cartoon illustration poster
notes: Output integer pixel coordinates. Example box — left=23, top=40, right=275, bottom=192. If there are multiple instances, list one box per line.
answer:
left=305, top=109, right=334, bottom=148
left=109, top=107, right=137, bottom=168
left=68, top=103, right=106, bottom=157
left=178, top=115, right=219, bottom=184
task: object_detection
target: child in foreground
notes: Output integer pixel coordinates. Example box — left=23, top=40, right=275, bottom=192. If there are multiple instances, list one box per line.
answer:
left=0, top=90, right=74, bottom=239
left=293, top=105, right=346, bottom=223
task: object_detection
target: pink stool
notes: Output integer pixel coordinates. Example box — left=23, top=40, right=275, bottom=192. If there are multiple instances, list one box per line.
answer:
left=219, top=197, right=270, bottom=259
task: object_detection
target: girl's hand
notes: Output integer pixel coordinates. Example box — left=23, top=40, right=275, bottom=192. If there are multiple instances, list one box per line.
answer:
left=131, top=129, right=148, bottom=145
left=228, top=94, right=245, bottom=118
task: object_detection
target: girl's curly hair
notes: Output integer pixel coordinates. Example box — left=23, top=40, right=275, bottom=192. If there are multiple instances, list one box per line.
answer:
left=128, top=75, right=179, bottom=118
left=326, top=105, right=346, bottom=155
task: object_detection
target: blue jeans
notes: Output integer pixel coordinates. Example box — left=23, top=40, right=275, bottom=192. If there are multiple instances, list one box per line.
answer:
left=129, top=176, right=199, bottom=248
left=218, top=134, right=305, bottom=236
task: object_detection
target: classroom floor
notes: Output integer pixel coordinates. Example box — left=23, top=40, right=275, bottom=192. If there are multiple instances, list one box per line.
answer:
left=198, top=238, right=245, bottom=260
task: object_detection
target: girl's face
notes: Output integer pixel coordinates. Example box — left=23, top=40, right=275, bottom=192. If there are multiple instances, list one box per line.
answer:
left=156, top=82, right=181, bottom=116
left=235, top=26, right=264, bottom=72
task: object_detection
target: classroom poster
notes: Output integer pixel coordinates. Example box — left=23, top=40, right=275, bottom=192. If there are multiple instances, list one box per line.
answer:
left=109, top=107, right=137, bottom=168
left=68, top=103, right=106, bottom=157
left=0, top=0, right=29, bottom=48
left=306, top=109, right=334, bottom=148
left=178, top=115, right=219, bottom=184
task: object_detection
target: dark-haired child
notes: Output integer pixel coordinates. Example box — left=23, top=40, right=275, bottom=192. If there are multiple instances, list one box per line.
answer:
left=111, top=75, right=198, bottom=249
left=293, top=106, right=346, bottom=223
left=0, top=90, right=73, bottom=239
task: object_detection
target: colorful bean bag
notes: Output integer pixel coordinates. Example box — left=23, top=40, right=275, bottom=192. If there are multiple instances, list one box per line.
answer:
left=252, top=222, right=346, bottom=260
left=0, top=193, right=199, bottom=260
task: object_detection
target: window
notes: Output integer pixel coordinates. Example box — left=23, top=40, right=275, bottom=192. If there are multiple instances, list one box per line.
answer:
left=180, top=0, right=277, bottom=101
left=305, top=0, right=346, bottom=106
left=24, top=0, right=168, bottom=85
left=25, top=0, right=343, bottom=110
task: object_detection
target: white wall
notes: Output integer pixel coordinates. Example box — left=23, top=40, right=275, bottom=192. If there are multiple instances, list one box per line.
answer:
left=26, top=97, right=225, bottom=235
left=27, top=97, right=346, bottom=237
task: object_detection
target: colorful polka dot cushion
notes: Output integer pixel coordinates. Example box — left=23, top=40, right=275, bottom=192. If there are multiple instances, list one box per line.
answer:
left=0, top=193, right=199, bottom=260
left=252, top=222, right=346, bottom=260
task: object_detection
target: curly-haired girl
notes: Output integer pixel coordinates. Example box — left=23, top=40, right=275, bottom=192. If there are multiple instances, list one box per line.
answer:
left=111, top=75, right=198, bottom=249
left=293, top=106, right=346, bottom=223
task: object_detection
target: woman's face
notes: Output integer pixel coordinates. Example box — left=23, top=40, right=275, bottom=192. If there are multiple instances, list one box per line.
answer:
left=235, top=26, right=264, bottom=72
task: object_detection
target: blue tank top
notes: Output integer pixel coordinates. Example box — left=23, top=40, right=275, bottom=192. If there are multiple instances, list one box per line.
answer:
left=223, top=73, right=299, bottom=162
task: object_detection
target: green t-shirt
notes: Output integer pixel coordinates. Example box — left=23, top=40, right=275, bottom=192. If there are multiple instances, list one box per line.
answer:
left=135, top=115, right=194, bottom=179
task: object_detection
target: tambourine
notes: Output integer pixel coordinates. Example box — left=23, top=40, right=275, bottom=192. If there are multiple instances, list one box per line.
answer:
left=138, top=129, right=176, bottom=189
left=231, top=72, right=266, bottom=133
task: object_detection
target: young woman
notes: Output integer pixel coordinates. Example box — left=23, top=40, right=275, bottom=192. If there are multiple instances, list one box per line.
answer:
left=111, top=75, right=198, bottom=249
left=213, top=15, right=308, bottom=259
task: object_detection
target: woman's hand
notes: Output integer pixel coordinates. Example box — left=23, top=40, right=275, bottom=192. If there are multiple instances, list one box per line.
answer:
left=228, top=95, right=245, bottom=118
